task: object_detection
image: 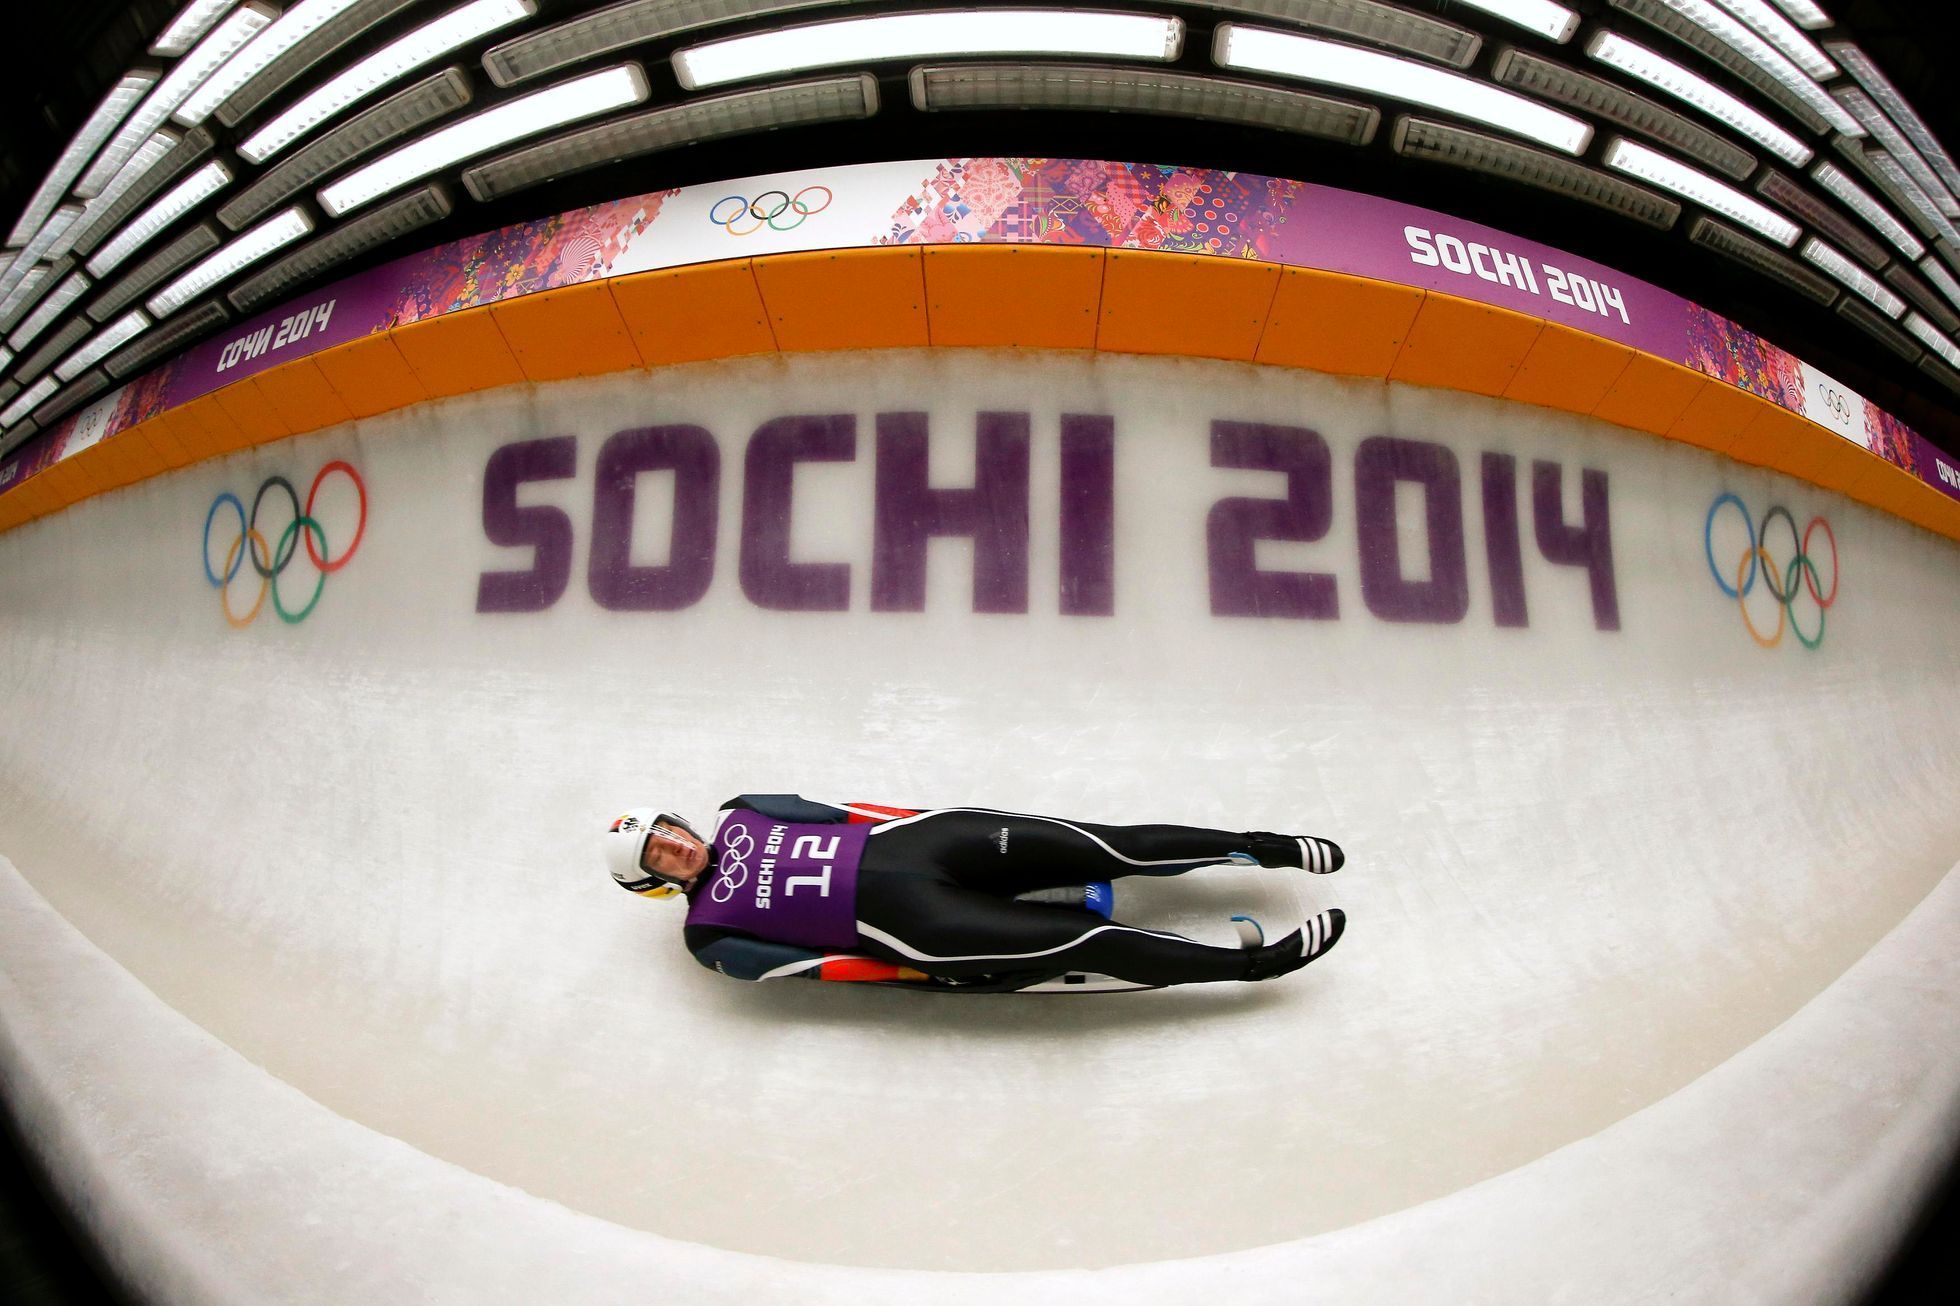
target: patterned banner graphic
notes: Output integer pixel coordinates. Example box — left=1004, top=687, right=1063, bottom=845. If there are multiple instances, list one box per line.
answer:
left=2, top=158, right=1951, bottom=507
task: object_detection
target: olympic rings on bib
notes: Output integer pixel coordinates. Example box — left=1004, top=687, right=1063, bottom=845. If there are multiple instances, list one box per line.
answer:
left=708, top=186, right=832, bottom=235
left=202, top=462, right=366, bottom=628
left=711, top=824, right=756, bottom=902
left=1704, top=492, right=1837, bottom=650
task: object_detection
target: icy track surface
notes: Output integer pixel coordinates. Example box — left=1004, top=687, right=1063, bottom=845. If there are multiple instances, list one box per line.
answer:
left=0, top=350, right=1956, bottom=1301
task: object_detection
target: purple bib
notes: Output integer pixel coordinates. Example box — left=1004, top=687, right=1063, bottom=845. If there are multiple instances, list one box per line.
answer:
left=684, top=812, right=867, bottom=950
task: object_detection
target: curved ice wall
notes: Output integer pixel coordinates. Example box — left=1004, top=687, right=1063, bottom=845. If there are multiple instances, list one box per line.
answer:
left=1, top=347, right=1957, bottom=1301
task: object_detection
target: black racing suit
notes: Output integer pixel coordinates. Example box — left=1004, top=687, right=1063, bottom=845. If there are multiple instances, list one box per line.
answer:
left=683, top=795, right=1301, bottom=990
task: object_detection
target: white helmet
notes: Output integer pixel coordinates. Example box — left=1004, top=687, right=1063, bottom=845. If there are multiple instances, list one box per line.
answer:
left=603, top=807, right=705, bottom=899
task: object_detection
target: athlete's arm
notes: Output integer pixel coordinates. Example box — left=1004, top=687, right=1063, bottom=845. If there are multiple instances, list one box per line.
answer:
left=683, top=925, right=928, bottom=983
left=719, top=794, right=848, bottom=823
left=685, top=925, right=829, bottom=980
left=719, top=794, right=921, bottom=824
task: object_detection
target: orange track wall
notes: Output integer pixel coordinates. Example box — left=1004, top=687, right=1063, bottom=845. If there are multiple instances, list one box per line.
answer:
left=4, top=247, right=1955, bottom=541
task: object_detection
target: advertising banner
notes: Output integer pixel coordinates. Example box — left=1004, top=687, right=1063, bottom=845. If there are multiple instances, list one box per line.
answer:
left=2, top=158, right=1952, bottom=505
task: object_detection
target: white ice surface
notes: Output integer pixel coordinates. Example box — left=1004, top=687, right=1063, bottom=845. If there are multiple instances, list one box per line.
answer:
left=1, top=350, right=1957, bottom=1300
left=3, top=853, right=1953, bottom=1304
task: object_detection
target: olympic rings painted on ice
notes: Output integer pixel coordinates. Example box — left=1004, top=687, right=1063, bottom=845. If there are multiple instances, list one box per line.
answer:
left=201, top=461, right=366, bottom=628
left=1703, top=492, right=1838, bottom=650
left=708, top=186, right=833, bottom=235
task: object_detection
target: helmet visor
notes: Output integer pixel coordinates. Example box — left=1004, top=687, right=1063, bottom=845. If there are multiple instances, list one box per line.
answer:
left=640, top=814, right=706, bottom=880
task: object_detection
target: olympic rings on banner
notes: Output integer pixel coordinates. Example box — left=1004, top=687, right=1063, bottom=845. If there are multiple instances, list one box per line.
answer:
left=708, top=186, right=833, bottom=235
left=1703, top=492, right=1838, bottom=650
left=202, top=462, right=366, bottom=628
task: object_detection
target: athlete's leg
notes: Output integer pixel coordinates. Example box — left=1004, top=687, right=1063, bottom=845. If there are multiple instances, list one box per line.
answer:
left=853, top=870, right=1253, bottom=986
left=864, top=807, right=1300, bottom=895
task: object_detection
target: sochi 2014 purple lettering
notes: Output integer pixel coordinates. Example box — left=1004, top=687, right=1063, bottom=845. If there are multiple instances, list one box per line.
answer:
left=870, top=411, right=1031, bottom=614
left=477, top=413, right=1105, bottom=616
left=1206, top=424, right=1617, bottom=631
left=477, top=413, right=1617, bottom=630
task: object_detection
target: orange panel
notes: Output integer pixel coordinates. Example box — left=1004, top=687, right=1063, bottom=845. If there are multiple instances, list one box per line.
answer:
left=212, top=377, right=295, bottom=447
left=63, top=445, right=116, bottom=494
left=1097, top=252, right=1280, bottom=360
left=1888, top=484, right=1953, bottom=536
left=1838, top=459, right=1886, bottom=510
left=754, top=247, right=928, bottom=351
left=174, top=394, right=250, bottom=459
left=152, top=402, right=208, bottom=462
left=487, top=283, right=641, bottom=382
left=36, top=474, right=68, bottom=513
left=1592, top=353, right=1708, bottom=436
left=1727, top=404, right=1825, bottom=480
left=254, top=356, right=355, bottom=433
left=0, top=495, right=22, bottom=531
left=611, top=260, right=777, bottom=366
left=1389, top=292, right=1544, bottom=396
left=1930, top=494, right=1960, bottom=543
left=1902, top=481, right=1960, bottom=537
left=924, top=245, right=1105, bottom=349
left=71, top=455, right=113, bottom=498
left=312, top=335, right=429, bottom=419
left=1663, top=381, right=1759, bottom=456
left=106, top=430, right=160, bottom=479
left=132, top=417, right=194, bottom=469
left=64, top=446, right=116, bottom=498
left=35, top=473, right=68, bottom=512
left=20, top=473, right=63, bottom=516
left=85, top=439, right=134, bottom=490
left=43, top=469, right=80, bottom=511
left=111, top=438, right=158, bottom=488
left=1799, top=430, right=1884, bottom=501
left=1503, top=323, right=1635, bottom=414
left=1848, top=462, right=1935, bottom=530
left=1256, top=269, right=1423, bottom=377
left=19, top=469, right=65, bottom=512
left=391, top=307, right=526, bottom=398
left=146, top=409, right=210, bottom=468
left=112, top=431, right=166, bottom=486
left=1841, top=453, right=1919, bottom=513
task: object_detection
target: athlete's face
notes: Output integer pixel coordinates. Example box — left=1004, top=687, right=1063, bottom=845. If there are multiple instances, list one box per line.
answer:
left=641, top=821, right=709, bottom=881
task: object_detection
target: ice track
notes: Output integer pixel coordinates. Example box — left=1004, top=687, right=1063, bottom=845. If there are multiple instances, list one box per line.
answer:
left=1, top=351, right=1956, bottom=1302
